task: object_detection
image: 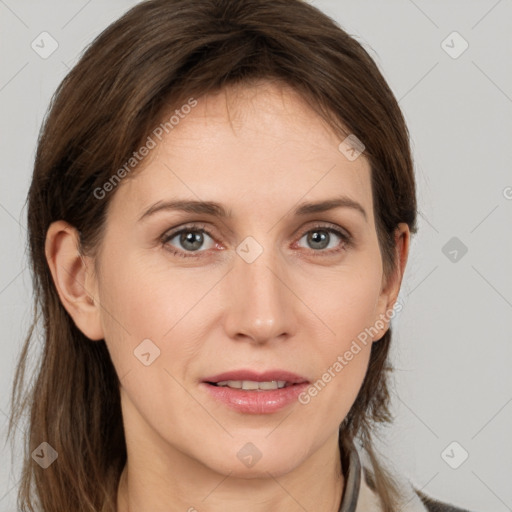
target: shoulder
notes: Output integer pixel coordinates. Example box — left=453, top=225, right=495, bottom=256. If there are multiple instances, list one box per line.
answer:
left=415, top=488, right=475, bottom=512
left=345, top=439, right=479, bottom=512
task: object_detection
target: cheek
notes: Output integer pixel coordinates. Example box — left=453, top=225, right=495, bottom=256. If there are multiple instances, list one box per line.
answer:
left=98, top=248, right=196, bottom=334
left=96, top=250, right=215, bottom=375
left=96, top=255, right=205, bottom=418
left=297, top=319, right=376, bottom=435
left=307, top=264, right=383, bottom=349
left=296, top=264, right=382, bottom=408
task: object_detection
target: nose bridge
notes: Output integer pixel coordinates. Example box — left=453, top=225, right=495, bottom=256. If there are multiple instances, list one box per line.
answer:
left=223, top=235, right=296, bottom=343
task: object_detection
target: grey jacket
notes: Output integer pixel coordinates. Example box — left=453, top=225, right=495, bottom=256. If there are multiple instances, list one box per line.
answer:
left=338, top=440, right=473, bottom=512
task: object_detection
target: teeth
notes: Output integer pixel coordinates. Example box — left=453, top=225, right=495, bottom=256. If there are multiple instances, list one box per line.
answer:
left=215, top=380, right=288, bottom=390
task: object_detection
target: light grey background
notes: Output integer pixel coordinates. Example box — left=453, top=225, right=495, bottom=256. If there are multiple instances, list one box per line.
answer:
left=1, top=0, right=511, bottom=510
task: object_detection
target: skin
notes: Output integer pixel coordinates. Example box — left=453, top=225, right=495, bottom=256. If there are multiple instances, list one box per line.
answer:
left=45, top=80, right=409, bottom=512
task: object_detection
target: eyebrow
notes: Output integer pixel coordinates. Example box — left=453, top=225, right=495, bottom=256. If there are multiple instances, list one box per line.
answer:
left=138, top=196, right=367, bottom=222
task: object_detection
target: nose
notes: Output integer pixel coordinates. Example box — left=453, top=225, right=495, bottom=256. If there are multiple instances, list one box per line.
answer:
left=222, top=242, right=297, bottom=345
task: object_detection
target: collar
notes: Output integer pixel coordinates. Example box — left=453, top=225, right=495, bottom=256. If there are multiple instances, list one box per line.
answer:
left=338, top=439, right=429, bottom=512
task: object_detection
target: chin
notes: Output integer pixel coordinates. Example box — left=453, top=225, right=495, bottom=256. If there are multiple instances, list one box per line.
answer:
left=206, top=448, right=304, bottom=479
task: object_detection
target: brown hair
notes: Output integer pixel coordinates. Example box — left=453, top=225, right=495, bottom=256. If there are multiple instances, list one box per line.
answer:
left=8, top=0, right=417, bottom=510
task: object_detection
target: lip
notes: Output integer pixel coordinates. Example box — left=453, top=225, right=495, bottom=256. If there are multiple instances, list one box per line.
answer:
left=201, top=381, right=309, bottom=414
left=201, top=369, right=310, bottom=414
left=202, top=369, right=309, bottom=385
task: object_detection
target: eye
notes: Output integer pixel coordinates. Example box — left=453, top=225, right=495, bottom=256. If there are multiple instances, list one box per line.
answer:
left=296, top=224, right=351, bottom=255
left=161, top=223, right=217, bottom=257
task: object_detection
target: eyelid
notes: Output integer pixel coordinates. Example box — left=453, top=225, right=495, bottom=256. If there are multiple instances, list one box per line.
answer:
left=297, top=221, right=352, bottom=242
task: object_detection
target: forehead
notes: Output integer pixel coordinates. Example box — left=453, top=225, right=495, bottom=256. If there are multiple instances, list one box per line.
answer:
left=111, top=81, right=373, bottom=223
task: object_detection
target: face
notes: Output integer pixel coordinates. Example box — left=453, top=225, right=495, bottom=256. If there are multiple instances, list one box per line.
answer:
left=71, top=81, right=407, bottom=479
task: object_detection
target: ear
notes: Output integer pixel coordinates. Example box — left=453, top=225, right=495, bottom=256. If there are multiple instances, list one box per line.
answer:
left=372, top=222, right=410, bottom=342
left=45, top=220, right=104, bottom=341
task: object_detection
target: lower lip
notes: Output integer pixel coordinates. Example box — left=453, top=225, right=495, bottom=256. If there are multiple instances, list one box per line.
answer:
left=201, top=382, right=310, bottom=414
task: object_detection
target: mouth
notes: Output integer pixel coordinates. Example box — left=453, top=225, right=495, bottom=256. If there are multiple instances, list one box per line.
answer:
left=206, top=380, right=299, bottom=391
left=202, top=369, right=309, bottom=392
left=200, top=370, right=311, bottom=414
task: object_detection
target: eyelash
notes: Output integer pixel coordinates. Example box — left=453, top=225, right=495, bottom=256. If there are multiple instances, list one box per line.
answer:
left=160, top=222, right=352, bottom=259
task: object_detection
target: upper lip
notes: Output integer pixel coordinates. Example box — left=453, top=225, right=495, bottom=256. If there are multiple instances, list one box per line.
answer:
left=203, top=369, right=309, bottom=384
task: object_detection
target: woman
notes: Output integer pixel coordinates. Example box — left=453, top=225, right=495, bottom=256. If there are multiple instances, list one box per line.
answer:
left=8, top=0, right=475, bottom=511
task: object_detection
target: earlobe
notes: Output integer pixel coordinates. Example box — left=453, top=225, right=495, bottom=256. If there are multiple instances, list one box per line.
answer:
left=45, top=221, right=104, bottom=341
left=373, top=223, right=411, bottom=342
